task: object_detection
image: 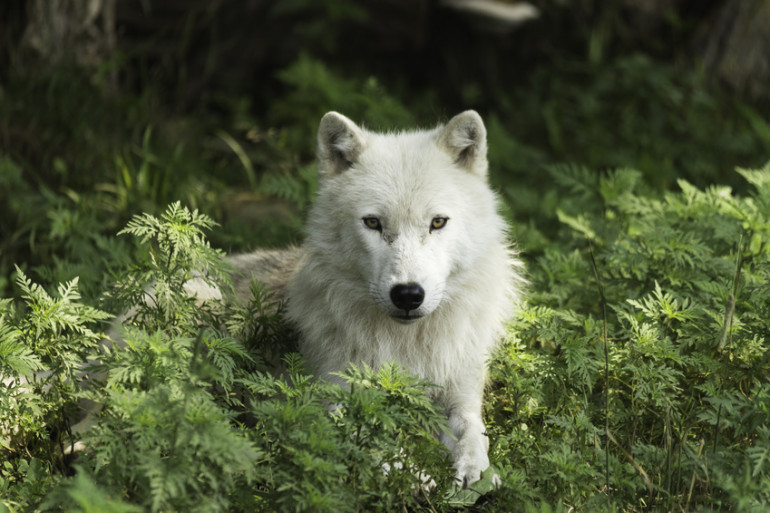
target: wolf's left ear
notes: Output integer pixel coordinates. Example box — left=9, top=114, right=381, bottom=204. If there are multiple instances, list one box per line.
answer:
left=317, top=111, right=366, bottom=176
left=437, top=110, right=488, bottom=178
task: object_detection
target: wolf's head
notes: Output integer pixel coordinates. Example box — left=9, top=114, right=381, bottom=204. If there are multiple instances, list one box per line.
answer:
left=306, top=111, right=507, bottom=323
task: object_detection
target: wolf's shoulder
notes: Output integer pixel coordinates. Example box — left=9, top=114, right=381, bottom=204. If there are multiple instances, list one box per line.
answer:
left=227, top=246, right=303, bottom=304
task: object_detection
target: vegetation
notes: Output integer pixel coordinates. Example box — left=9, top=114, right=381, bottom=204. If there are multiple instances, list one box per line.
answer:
left=1, top=2, right=769, bottom=511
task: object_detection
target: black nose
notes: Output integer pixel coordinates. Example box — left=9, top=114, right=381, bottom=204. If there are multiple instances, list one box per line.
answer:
left=390, top=283, right=425, bottom=312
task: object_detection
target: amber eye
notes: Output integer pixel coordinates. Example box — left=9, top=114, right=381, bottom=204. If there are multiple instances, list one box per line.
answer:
left=363, top=217, right=382, bottom=231
left=430, top=217, right=448, bottom=232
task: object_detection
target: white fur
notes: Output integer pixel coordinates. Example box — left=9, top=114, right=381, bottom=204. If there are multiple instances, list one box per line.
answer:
left=284, top=111, right=525, bottom=486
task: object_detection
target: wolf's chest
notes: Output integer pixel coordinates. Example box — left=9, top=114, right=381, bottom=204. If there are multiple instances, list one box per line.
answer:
left=303, top=314, right=477, bottom=390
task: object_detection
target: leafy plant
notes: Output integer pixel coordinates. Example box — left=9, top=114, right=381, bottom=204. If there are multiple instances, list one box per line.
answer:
left=0, top=268, right=111, bottom=510
left=486, top=163, right=770, bottom=511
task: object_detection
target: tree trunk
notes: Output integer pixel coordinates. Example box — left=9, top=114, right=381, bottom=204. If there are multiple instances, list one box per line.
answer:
left=702, top=0, right=770, bottom=100
left=21, top=0, right=116, bottom=73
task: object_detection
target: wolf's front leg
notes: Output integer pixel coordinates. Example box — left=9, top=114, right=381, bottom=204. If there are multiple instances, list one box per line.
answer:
left=440, top=385, right=496, bottom=488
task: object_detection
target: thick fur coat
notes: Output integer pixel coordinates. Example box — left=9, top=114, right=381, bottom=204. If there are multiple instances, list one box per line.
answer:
left=227, top=111, right=525, bottom=486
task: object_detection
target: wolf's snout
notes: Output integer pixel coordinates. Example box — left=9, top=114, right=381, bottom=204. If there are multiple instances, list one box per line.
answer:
left=390, top=283, right=425, bottom=312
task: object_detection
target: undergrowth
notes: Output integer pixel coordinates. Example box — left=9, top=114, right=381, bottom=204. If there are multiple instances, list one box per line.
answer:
left=1, top=165, right=768, bottom=511
left=486, top=164, right=770, bottom=511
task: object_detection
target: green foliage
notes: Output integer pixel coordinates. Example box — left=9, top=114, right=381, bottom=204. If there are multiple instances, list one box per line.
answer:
left=486, top=164, right=770, bottom=511
left=492, top=55, right=770, bottom=207
left=110, top=202, right=230, bottom=332
left=271, top=54, right=415, bottom=145
left=4, top=168, right=767, bottom=512
left=243, top=359, right=453, bottom=512
left=0, top=269, right=111, bottom=510
left=80, top=331, right=259, bottom=512
left=0, top=267, right=111, bottom=459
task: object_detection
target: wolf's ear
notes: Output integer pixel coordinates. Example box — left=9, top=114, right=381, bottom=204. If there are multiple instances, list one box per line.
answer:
left=437, top=110, right=488, bottom=177
left=317, top=112, right=366, bottom=176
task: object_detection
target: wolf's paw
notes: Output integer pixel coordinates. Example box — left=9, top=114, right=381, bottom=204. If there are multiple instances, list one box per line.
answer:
left=454, top=454, right=493, bottom=488
left=445, top=466, right=502, bottom=507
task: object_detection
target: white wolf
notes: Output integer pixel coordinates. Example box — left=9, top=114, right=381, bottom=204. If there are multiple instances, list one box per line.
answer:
left=224, top=110, right=526, bottom=486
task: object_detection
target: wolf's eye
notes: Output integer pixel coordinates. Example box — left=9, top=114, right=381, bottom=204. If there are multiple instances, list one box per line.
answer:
left=430, top=217, right=448, bottom=232
left=363, top=217, right=382, bottom=231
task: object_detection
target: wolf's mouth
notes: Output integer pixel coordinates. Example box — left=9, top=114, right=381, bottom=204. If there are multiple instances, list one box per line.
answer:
left=391, top=313, right=423, bottom=323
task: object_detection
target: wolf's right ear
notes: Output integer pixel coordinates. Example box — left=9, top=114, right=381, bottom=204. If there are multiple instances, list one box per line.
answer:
left=317, top=112, right=366, bottom=176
